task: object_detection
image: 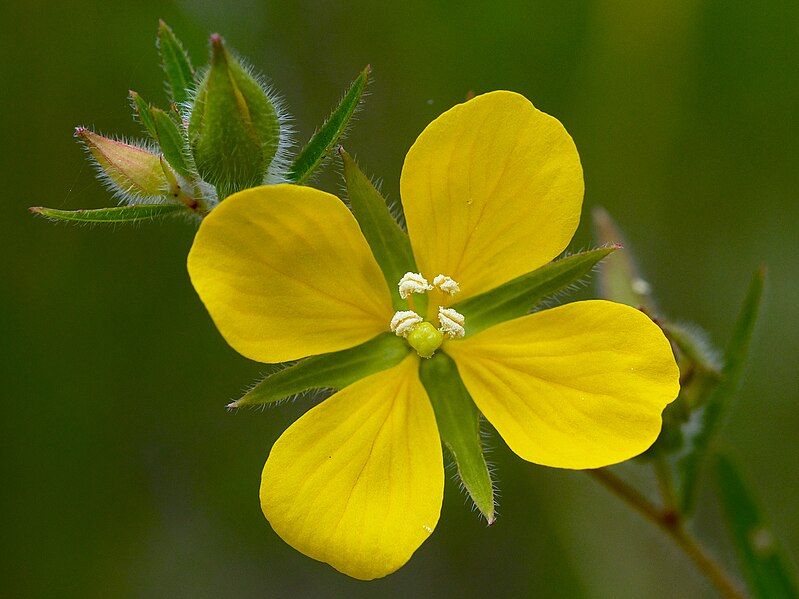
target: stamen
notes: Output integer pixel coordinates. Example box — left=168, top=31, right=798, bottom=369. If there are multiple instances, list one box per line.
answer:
left=438, top=307, right=466, bottom=338
left=390, top=310, right=422, bottom=337
left=398, top=272, right=433, bottom=299
left=433, top=274, right=460, bottom=296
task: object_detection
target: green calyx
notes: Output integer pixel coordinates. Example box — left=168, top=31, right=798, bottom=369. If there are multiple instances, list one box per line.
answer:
left=188, top=34, right=284, bottom=200
left=406, top=322, right=443, bottom=359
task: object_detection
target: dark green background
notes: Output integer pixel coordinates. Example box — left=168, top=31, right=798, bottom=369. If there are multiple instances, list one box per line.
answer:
left=2, top=1, right=797, bottom=597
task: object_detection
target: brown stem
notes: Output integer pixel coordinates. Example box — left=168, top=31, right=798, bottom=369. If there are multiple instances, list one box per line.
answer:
left=587, top=468, right=746, bottom=599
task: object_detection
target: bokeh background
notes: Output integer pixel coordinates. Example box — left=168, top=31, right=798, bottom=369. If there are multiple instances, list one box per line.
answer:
left=2, top=1, right=797, bottom=597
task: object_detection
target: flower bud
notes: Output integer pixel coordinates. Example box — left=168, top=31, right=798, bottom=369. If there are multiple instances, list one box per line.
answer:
left=75, top=127, right=167, bottom=199
left=188, top=34, right=286, bottom=199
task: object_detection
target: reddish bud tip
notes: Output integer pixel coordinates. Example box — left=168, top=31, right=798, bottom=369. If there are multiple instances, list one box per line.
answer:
left=611, top=242, right=624, bottom=250
left=210, top=33, right=223, bottom=47
left=28, top=206, right=43, bottom=214
left=74, top=126, right=88, bottom=138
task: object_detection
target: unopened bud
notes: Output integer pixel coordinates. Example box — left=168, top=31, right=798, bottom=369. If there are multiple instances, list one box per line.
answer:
left=75, top=127, right=166, bottom=198
left=188, top=34, right=286, bottom=199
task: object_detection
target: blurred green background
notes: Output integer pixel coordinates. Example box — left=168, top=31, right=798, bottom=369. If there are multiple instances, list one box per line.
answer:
left=2, top=1, right=797, bottom=597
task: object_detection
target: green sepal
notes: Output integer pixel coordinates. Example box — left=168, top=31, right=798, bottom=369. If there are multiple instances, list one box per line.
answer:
left=150, top=107, right=192, bottom=179
left=156, top=20, right=195, bottom=104
left=715, top=454, right=798, bottom=599
left=419, top=353, right=495, bottom=524
left=340, top=148, right=418, bottom=311
left=188, top=34, right=282, bottom=200
left=592, top=207, right=656, bottom=310
left=128, top=91, right=158, bottom=140
left=229, top=333, right=410, bottom=409
left=29, top=204, right=184, bottom=223
left=452, top=247, right=616, bottom=337
left=677, top=267, right=766, bottom=513
left=288, top=66, right=370, bottom=184
left=661, top=321, right=722, bottom=380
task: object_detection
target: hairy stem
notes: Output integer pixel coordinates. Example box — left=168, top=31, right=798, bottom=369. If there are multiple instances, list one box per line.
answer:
left=587, top=468, right=746, bottom=599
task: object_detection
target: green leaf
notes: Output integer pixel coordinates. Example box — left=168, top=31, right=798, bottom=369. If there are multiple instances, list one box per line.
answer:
left=592, top=207, right=656, bottom=310
left=150, top=107, right=192, bottom=179
left=715, top=454, right=797, bottom=599
left=229, top=333, right=410, bottom=409
left=419, top=353, right=495, bottom=523
left=452, top=247, right=617, bottom=336
left=188, top=34, right=282, bottom=199
left=128, top=91, right=158, bottom=140
left=678, top=266, right=766, bottom=513
left=288, top=66, right=370, bottom=184
left=29, top=204, right=184, bottom=223
left=156, top=20, right=195, bottom=104
left=340, top=149, right=417, bottom=310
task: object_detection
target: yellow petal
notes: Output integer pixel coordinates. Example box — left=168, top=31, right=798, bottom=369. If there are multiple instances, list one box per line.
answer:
left=187, top=184, right=392, bottom=363
left=260, top=355, right=443, bottom=580
left=446, top=301, right=679, bottom=469
left=401, top=90, right=584, bottom=305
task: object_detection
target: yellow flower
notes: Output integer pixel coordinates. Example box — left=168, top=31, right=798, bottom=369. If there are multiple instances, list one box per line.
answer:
left=187, top=91, right=680, bottom=580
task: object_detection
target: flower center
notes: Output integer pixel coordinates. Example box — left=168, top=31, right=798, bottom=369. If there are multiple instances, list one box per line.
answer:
left=389, top=272, right=465, bottom=358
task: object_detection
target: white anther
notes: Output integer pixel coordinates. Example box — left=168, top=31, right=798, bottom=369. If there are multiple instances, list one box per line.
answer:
left=433, top=274, right=460, bottom=296
left=398, top=272, right=433, bottom=299
left=438, top=307, right=466, bottom=339
left=390, top=310, right=422, bottom=337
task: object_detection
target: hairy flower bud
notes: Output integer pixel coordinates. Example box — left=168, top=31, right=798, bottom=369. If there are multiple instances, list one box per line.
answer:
left=75, top=127, right=167, bottom=199
left=188, top=34, right=287, bottom=199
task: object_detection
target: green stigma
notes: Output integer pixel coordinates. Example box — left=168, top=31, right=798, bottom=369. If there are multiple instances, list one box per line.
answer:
left=407, top=322, right=444, bottom=358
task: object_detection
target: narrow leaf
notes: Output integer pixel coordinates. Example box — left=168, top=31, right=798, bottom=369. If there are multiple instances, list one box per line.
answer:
left=150, top=107, right=192, bottom=178
left=592, top=207, right=656, bottom=310
left=156, top=20, right=195, bottom=104
left=288, top=66, right=370, bottom=184
left=715, top=454, right=797, bottom=598
left=230, top=333, right=409, bottom=409
left=678, top=267, right=766, bottom=512
left=419, top=353, right=495, bottom=523
left=340, top=148, right=417, bottom=310
left=453, top=247, right=617, bottom=336
left=29, top=204, right=183, bottom=223
left=128, top=90, right=158, bottom=140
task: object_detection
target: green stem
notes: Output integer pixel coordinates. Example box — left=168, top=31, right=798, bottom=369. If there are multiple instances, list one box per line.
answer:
left=587, top=468, right=746, bottom=599
left=653, top=455, right=678, bottom=513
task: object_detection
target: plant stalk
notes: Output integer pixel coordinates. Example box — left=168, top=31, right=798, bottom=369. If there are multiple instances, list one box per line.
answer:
left=587, top=468, right=746, bottom=599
